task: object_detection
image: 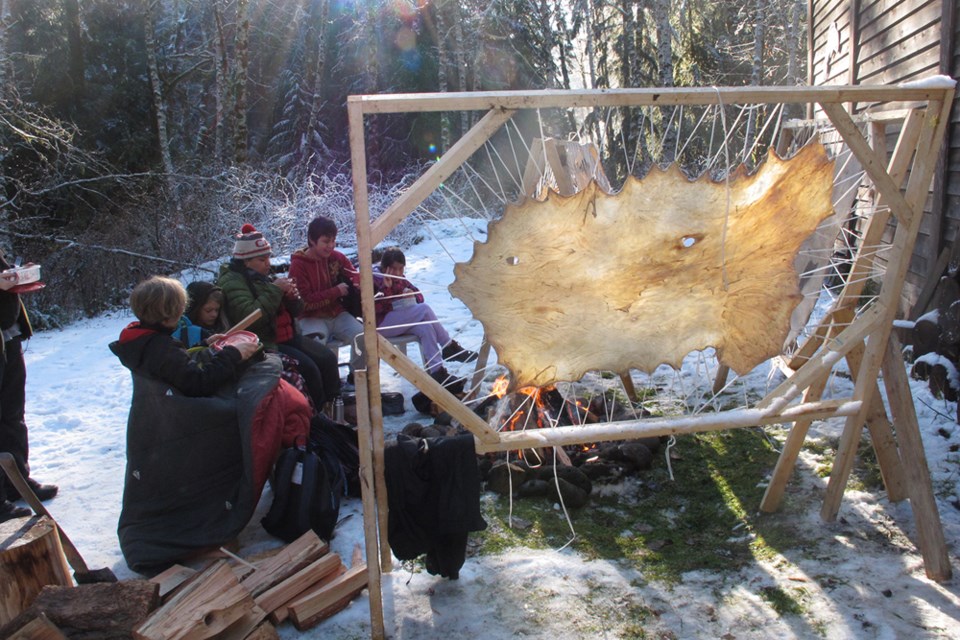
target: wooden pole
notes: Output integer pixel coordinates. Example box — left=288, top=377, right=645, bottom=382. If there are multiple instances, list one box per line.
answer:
left=347, top=99, right=386, bottom=640
left=477, top=399, right=861, bottom=453
left=352, top=370, right=385, bottom=638
left=881, top=335, right=952, bottom=581
left=377, top=335, right=500, bottom=444
left=821, top=94, right=953, bottom=521
left=369, top=107, right=516, bottom=247
left=351, top=85, right=949, bottom=115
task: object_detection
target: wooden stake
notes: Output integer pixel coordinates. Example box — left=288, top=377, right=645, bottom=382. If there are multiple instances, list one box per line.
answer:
left=881, top=334, right=951, bottom=581
left=378, top=335, right=499, bottom=443
left=352, top=371, right=386, bottom=639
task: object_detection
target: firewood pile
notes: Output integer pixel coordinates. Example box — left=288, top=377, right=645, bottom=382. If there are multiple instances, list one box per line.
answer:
left=0, top=530, right=367, bottom=639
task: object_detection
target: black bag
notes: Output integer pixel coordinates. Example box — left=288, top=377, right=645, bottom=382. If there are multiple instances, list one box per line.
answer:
left=340, top=278, right=363, bottom=319
left=261, top=441, right=343, bottom=542
left=310, top=414, right=362, bottom=497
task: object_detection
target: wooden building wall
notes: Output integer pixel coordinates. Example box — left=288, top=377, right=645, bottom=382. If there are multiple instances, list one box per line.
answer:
left=809, top=0, right=957, bottom=314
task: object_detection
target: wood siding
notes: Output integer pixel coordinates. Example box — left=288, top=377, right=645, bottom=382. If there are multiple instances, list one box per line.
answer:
left=810, top=0, right=955, bottom=313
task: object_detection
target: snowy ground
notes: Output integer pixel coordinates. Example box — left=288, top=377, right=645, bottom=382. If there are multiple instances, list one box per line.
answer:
left=14, top=218, right=960, bottom=638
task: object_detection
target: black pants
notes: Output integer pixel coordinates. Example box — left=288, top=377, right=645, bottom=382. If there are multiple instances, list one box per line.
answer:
left=0, top=337, right=29, bottom=503
left=278, top=335, right=341, bottom=407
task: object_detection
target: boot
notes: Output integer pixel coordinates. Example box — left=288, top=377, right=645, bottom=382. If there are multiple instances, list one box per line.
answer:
left=430, top=366, right=466, bottom=395
left=441, top=340, right=477, bottom=363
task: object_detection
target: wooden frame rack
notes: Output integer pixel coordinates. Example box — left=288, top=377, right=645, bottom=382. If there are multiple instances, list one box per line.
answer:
left=346, top=82, right=956, bottom=638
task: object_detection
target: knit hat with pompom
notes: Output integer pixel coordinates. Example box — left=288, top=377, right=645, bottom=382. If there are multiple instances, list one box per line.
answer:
left=232, top=223, right=272, bottom=260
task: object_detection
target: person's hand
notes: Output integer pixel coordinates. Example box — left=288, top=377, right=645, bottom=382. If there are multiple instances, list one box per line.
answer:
left=336, top=282, right=349, bottom=297
left=0, top=271, right=16, bottom=291
left=205, top=333, right=226, bottom=345
left=277, top=277, right=302, bottom=299
left=231, top=340, right=261, bottom=361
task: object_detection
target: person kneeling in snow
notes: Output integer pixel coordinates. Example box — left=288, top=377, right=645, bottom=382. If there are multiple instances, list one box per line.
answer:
left=110, top=276, right=311, bottom=574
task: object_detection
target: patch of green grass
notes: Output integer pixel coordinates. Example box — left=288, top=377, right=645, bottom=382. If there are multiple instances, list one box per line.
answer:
left=805, top=438, right=883, bottom=489
left=848, top=440, right=884, bottom=491
left=478, top=428, right=800, bottom=583
left=759, top=585, right=806, bottom=615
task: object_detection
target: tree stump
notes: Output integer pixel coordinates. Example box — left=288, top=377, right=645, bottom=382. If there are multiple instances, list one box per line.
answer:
left=0, top=515, right=73, bottom=625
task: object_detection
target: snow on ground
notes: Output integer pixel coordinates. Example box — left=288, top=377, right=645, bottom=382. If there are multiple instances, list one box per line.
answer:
left=16, top=218, right=960, bottom=638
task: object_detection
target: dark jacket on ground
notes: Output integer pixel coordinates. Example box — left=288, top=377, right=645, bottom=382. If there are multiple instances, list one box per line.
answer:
left=110, top=326, right=292, bottom=573
left=384, top=434, right=486, bottom=579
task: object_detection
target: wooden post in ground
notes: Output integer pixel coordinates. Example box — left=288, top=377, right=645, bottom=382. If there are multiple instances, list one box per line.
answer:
left=352, top=370, right=385, bottom=638
left=881, top=335, right=951, bottom=581
left=819, top=94, right=953, bottom=523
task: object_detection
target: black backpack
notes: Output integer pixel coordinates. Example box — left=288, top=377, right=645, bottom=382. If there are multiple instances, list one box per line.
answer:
left=261, top=441, right=343, bottom=542
left=310, top=414, right=362, bottom=497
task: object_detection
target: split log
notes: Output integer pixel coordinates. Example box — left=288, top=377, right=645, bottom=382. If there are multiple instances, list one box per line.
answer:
left=242, top=621, right=279, bottom=640
left=5, top=613, right=66, bottom=640
left=0, top=515, right=72, bottom=626
left=149, top=564, right=197, bottom=602
left=254, top=553, right=342, bottom=617
left=239, top=531, right=328, bottom=598
left=134, top=560, right=264, bottom=640
left=288, top=564, right=368, bottom=631
left=0, top=580, right=159, bottom=640
left=267, top=558, right=346, bottom=624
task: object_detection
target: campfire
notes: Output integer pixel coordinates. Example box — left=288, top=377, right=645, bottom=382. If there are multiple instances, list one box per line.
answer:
left=473, top=376, right=663, bottom=508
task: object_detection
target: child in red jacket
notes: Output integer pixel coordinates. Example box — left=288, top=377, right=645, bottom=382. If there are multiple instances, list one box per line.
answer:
left=288, top=216, right=365, bottom=381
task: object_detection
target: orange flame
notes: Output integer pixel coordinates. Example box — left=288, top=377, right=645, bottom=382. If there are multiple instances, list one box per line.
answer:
left=492, top=376, right=509, bottom=398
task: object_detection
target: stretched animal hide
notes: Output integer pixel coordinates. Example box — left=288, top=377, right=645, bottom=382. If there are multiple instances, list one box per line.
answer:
left=451, top=142, right=836, bottom=390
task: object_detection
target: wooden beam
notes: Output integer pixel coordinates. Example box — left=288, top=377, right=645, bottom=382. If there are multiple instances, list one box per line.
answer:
left=476, top=399, right=861, bottom=453
left=378, top=335, right=500, bottom=443
left=790, top=108, right=923, bottom=371
left=348, top=85, right=953, bottom=115
left=760, top=372, right=829, bottom=512
left=822, top=94, right=954, bottom=522
left=881, top=335, right=951, bottom=581
left=820, top=102, right=914, bottom=228
left=758, top=304, right=883, bottom=411
left=370, top=107, right=516, bottom=246
left=352, top=370, right=386, bottom=640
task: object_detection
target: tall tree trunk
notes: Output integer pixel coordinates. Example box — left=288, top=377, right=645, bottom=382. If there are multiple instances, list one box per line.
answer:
left=743, top=0, right=765, bottom=165
left=655, top=0, right=675, bottom=165
left=785, top=0, right=803, bottom=119
left=0, top=0, right=11, bottom=102
left=435, top=0, right=450, bottom=152
left=144, top=0, right=177, bottom=211
left=363, top=2, right=381, bottom=175
left=453, top=2, right=469, bottom=136
left=212, top=1, right=228, bottom=164
left=233, top=0, right=250, bottom=165
left=554, top=0, right=576, bottom=129
left=304, top=0, right=330, bottom=162
left=63, top=0, right=85, bottom=98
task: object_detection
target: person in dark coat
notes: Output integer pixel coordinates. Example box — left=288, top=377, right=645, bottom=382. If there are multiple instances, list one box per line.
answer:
left=0, top=248, right=57, bottom=524
left=110, top=275, right=311, bottom=572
